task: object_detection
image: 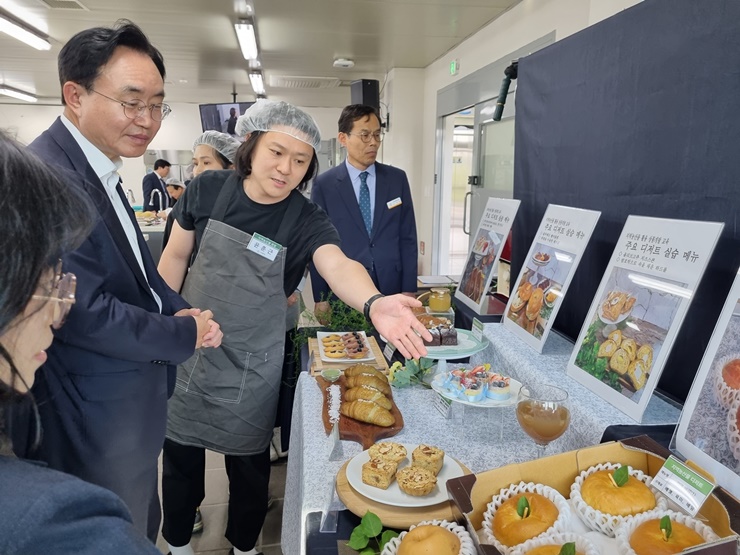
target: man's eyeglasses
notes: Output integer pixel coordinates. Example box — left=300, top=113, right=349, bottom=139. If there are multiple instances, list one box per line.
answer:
left=347, top=131, right=384, bottom=143
left=91, top=89, right=172, bottom=122
left=32, top=260, right=77, bottom=329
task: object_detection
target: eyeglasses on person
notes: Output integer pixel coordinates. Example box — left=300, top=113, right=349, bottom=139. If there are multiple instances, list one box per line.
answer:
left=32, top=260, right=77, bottom=329
left=91, top=89, right=172, bottom=122
left=347, top=131, right=384, bottom=143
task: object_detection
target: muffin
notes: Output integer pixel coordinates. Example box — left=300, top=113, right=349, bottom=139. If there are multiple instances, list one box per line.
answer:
left=368, top=442, right=407, bottom=464
left=397, top=466, right=437, bottom=497
left=615, top=509, right=719, bottom=555
left=361, top=457, right=398, bottom=490
left=482, top=482, right=571, bottom=552
left=411, top=444, right=445, bottom=476
left=570, top=463, right=665, bottom=537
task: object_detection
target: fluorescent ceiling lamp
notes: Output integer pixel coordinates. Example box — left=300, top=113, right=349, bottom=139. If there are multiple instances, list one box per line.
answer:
left=0, top=14, right=51, bottom=51
left=0, top=85, right=37, bottom=103
left=249, top=72, right=265, bottom=95
left=234, top=21, right=258, bottom=60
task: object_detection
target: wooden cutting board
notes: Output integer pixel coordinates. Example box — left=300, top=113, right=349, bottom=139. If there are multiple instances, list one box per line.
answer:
left=316, top=375, right=403, bottom=449
left=335, top=459, right=470, bottom=528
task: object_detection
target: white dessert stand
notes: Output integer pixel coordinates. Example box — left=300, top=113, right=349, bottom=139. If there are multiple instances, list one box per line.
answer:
left=423, top=329, right=490, bottom=376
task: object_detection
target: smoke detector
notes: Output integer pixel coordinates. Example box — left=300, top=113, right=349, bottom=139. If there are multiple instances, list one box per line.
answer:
left=333, top=58, right=355, bottom=69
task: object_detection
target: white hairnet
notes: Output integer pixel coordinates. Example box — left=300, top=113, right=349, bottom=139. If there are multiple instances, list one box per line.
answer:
left=192, top=131, right=241, bottom=164
left=235, top=100, right=321, bottom=151
left=166, top=177, right=185, bottom=188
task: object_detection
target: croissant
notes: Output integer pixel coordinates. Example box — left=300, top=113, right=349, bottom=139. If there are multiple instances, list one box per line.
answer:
left=343, top=385, right=393, bottom=410
left=341, top=399, right=395, bottom=427
left=345, top=374, right=391, bottom=396
left=344, top=364, right=385, bottom=379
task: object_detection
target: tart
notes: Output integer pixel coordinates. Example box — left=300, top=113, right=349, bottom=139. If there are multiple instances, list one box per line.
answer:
left=570, top=463, right=665, bottom=537
left=487, top=373, right=511, bottom=400
left=714, top=354, right=740, bottom=409
left=396, top=466, right=437, bottom=496
left=482, top=482, right=571, bottom=552
left=615, top=510, right=719, bottom=555
left=381, top=519, right=476, bottom=555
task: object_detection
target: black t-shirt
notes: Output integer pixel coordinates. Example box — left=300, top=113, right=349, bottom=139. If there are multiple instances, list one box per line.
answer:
left=174, top=169, right=340, bottom=295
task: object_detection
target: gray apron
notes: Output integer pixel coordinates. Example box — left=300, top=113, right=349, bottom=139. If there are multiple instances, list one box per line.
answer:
left=166, top=173, right=303, bottom=455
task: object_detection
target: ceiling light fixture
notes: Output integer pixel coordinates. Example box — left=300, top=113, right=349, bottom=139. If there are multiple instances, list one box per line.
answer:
left=0, top=84, right=38, bottom=103
left=333, top=58, right=355, bottom=69
left=249, top=71, right=265, bottom=95
left=0, top=13, right=51, bottom=51
left=234, top=20, right=258, bottom=61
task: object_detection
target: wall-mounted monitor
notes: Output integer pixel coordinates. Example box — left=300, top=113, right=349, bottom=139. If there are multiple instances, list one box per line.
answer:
left=198, top=102, right=254, bottom=135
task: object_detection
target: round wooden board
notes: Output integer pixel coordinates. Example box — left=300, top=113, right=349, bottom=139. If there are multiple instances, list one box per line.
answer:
left=335, top=459, right=471, bottom=529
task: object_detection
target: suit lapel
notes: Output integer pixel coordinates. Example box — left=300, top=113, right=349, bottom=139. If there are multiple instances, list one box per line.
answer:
left=48, top=120, right=152, bottom=294
left=335, top=164, right=369, bottom=236
left=370, top=164, right=389, bottom=238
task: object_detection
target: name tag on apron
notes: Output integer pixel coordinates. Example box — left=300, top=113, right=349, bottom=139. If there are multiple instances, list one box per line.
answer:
left=247, top=232, right=282, bottom=261
left=387, top=197, right=402, bottom=209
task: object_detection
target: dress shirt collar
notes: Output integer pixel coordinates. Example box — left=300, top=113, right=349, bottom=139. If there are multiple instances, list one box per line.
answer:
left=345, top=159, right=376, bottom=183
left=61, top=114, right=122, bottom=191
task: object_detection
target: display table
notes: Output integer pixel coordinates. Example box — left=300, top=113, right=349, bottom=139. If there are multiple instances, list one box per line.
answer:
left=138, top=221, right=166, bottom=264
left=281, top=322, right=681, bottom=555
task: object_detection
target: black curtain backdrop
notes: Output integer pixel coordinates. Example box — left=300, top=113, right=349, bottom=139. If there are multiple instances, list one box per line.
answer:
left=512, top=0, right=740, bottom=404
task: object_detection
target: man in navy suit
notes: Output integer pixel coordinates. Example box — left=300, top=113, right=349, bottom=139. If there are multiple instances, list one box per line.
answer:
left=142, top=158, right=171, bottom=211
left=311, top=105, right=418, bottom=317
left=17, top=21, right=222, bottom=542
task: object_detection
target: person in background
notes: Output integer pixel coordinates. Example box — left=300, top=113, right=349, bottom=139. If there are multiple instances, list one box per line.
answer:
left=310, top=104, right=418, bottom=323
left=0, top=131, right=160, bottom=554
left=157, top=100, right=430, bottom=555
left=162, top=131, right=240, bottom=250
left=13, top=20, right=223, bottom=542
left=225, top=106, right=238, bottom=135
left=143, top=158, right=171, bottom=211
left=166, top=177, right=186, bottom=204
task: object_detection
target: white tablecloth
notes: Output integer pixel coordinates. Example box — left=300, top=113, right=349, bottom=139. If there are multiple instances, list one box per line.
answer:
left=280, top=323, right=681, bottom=555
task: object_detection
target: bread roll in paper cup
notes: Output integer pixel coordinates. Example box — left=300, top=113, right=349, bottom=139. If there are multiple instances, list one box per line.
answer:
left=713, top=354, right=740, bottom=409
left=481, top=481, right=571, bottom=554
left=570, top=462, right=666, bottom=537
left=510, top=532, right=600, bottom=555
left=614, top=509, right=719, bottom=555
left=381, top=519, right=476, bottom=555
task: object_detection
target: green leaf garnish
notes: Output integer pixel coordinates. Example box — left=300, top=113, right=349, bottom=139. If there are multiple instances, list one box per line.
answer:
left=360, top=511, right=383, bottom=538
left=660, top=515, right=672, bottom=541
left=347, top=527, right=369, bottom=550
left=380, top=529, right=400, bottom=549
left=612, top=465, right=629, bottom=487
left=517, top=495, right=530, bottom=518
left=559, top=542, right=576, bottom=555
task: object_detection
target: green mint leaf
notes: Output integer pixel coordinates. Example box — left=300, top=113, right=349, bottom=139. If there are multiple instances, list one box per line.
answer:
left=613, top=465, right=629, bottom=487
left=347, top=528, right=369, bottom=550
left=559, top=542, right=576, bottom=555
left=660, top=515, right=672, bottom=540
left=359, top=548, right=376, bottom=555
left=361, top=511, right=383, bottom=538
left=380, top=529, right=400, bottom=548
left=516, top=495, right=530, bottom=518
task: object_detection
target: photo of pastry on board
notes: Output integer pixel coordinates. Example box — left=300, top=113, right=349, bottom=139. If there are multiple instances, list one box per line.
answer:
left=506, top=244, right=574, bottom=339
left=458, top=229, right=502, bottom=305
left=573, top=267, right=684, bottom=403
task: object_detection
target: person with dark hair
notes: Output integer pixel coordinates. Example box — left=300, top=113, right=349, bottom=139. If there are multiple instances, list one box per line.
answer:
left=157, top=100, right=430, bottom=555
left=310, top=104, right=419, bottom=322
left=142, top=157, right=172, bottom=211
left=225, top=106, right=238, bottom=135
left=0, top=131, right=160, bottom=553
left=14, top=20, right=223, bottom=542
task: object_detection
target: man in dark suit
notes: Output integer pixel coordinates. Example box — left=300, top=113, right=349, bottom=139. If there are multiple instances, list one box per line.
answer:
left=310, top=104, right=418, bottom=318
left=17, top=21, right=222, bottom=542
left=142, top=158, right=171, bottom=211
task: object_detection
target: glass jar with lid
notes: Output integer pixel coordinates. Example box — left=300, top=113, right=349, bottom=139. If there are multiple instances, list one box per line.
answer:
left=428, top=288, right=452, bottom=312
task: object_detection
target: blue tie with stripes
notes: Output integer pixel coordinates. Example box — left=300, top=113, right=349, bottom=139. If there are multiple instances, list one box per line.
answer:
left=359, top=171, right=372, bottom=235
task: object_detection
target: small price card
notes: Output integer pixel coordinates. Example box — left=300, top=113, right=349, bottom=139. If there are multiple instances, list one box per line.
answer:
left=471, top=318, right=484, bottom=342
left=247, top=232, right=281, bottom=261
left=651, top=456, right=715, bottom=516
left=433, top=391, right=453, bottom=419
left=383, top=341, right=396, bottom=362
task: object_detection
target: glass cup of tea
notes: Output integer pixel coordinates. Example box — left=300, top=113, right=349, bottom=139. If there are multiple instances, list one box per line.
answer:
left=516, top=383, right=571, bottom=458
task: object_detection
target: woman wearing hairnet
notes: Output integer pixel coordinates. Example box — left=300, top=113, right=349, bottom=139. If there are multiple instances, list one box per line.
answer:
left=158, top=101, right=430, bottom=555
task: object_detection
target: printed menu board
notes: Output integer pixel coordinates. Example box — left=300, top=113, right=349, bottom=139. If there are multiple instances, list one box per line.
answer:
left=567, top=216, right=724, bottom=422
left=674, top=267, right=740, bottom=500
left=503, top=205, right=601, bottom=352
left=455, top=197, right=520, bottom=313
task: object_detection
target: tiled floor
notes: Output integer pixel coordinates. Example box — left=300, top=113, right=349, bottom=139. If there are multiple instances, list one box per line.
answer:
left=156, top=449, right=288, bottom=555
